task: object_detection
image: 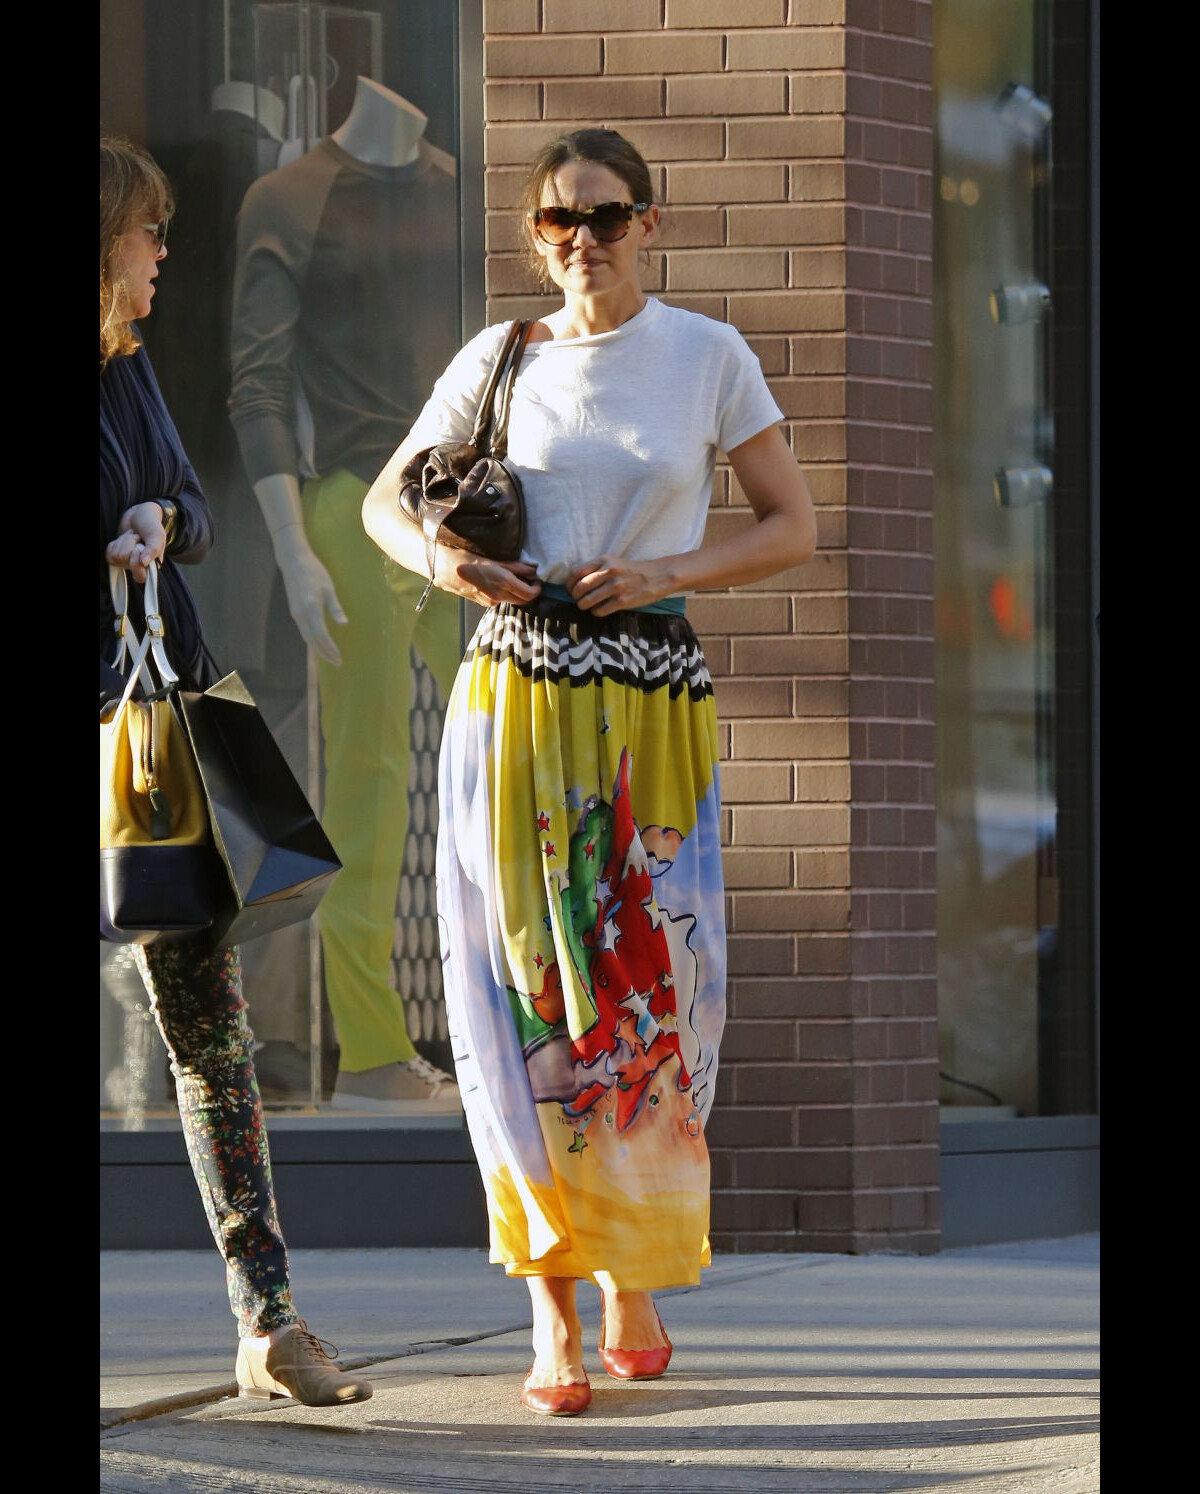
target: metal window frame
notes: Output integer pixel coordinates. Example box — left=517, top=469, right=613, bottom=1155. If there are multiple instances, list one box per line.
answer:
left=458, top=0, right=486, bottom=344
left=1088, top=0, right=1101, bottom=1116
left=934, top=0, right=1100, bottom=1248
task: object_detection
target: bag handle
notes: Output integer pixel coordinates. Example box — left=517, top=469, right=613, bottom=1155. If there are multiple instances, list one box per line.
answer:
left=104, top=611, right=173, bottom=824
left=110, top=560, right=179, bottom=689
left=110, top=565, right=153, bottom=698
left=470, top=319, right=533, bottom=454
left=489, top=320, right=535, bottom=461
left=107, top=562, right=181, bottom=731
left=413, top=320, right=534, bottom=613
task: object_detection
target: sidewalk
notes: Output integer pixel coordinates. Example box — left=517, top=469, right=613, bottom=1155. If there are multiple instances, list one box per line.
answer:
left=100, top=1235, right=1099, bottom=1493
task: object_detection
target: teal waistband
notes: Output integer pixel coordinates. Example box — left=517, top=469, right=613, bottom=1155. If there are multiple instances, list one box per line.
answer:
left=537, top=582, right=686, bottom=617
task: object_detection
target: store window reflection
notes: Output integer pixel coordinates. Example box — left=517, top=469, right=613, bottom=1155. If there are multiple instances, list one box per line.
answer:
left=100, top=0, right=469, bottom=1122
left=933, top=0, right=1095, bottom=1120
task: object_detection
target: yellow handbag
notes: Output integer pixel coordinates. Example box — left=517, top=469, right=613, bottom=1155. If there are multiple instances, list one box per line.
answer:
left=100, top=562, right=221, bottom=942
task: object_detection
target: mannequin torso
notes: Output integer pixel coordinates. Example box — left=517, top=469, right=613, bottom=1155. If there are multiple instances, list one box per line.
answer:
left=331, top=77, right=426, bottom=167
left=230, top=76, right=455, bottom=658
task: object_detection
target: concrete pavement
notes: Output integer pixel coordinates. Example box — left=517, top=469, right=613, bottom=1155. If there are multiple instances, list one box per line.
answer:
left=100, top=1235, right=1099, bottom=1492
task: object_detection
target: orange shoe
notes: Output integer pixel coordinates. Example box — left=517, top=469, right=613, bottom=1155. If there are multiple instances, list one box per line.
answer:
left=597, top=1299, right=673, bottom=1381
left=518, top=1368, right=592, bottom=1416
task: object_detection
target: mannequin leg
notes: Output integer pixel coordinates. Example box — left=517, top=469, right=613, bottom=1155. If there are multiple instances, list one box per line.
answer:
left=302, top=468, right=460, bottom=1073
left=236, top=593, right=314, bottom=1094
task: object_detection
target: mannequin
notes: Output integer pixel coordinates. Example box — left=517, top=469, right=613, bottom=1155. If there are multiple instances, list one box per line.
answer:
left=246, top=76, right=433, bottom=602
left=211, top=80, right=286, bottom=177
left=246, top=79, right=434, bottom=614
left=228, top=77, right=464, bottom=1110
left=144, top=78, right=315, bottom=1095
left=333, top=75, right=425, bottom=165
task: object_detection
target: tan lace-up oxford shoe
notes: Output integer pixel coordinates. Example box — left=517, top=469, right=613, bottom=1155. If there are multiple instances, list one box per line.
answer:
left=235, top=1322, right=374, bottom=1406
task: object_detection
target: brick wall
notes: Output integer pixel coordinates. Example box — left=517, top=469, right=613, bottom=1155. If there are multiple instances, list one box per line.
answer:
left=482, top=0, right=939, bottom=1253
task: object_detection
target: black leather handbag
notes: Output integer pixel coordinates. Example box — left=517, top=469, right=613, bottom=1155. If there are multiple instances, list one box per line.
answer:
left=398, top=318, right=535, bottom=611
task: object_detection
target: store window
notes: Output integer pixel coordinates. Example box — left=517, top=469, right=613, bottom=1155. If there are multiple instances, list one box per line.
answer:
left=933, top=0, right=1096, bottom=1120
left=100, top=0, right=481, bottom=1121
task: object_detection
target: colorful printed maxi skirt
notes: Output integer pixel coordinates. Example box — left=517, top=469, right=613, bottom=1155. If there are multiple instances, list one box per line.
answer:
left=437, top=598, right=726, bottom=1292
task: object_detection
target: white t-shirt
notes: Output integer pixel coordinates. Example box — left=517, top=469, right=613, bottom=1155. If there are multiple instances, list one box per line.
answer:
left=404, top=297, right=784, bottom=586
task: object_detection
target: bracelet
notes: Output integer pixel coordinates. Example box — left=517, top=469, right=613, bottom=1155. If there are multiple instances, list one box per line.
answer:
left=157, top=498, right=179, bottom=547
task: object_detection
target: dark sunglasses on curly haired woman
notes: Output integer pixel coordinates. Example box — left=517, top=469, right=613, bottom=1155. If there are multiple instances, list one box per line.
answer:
left=530, top=201, right=650, bottom=246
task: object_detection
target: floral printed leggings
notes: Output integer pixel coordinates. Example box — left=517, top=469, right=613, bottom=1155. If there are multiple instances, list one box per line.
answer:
left=134, top=937, right=300, bottom=1339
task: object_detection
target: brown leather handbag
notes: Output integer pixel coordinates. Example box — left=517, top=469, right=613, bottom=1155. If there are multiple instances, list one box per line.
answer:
left=398, top=318, right=535, bottom=611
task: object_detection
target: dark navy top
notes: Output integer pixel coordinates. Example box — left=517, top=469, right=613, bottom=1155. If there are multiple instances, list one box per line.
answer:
left=99, top=340, right=218, bottom=709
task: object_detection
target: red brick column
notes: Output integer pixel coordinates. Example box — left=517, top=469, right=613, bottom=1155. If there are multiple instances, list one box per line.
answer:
left=840, top=0, right=939, bottom=1251
left=482, top=0, right=939, bottom=1254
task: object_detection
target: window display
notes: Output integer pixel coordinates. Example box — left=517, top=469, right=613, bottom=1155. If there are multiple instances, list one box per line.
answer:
left=933, top=0, right=1095, bottom=1119
left=100, top=0, right=474, bottom=1120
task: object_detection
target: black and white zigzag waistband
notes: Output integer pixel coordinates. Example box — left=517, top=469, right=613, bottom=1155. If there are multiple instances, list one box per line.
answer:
left=471, top=601, right=714, bottom=701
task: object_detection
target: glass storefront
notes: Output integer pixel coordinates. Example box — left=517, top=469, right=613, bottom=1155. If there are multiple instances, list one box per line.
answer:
left=102, top=2, right=1097, bottom=1155
left=933, top=0, right=1096, bottom=1120
left=100, top=0, right=480, bottom=1120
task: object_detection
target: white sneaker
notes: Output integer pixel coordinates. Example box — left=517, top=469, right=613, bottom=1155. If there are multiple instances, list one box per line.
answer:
left=329, top=1055, right=462, bottom=1114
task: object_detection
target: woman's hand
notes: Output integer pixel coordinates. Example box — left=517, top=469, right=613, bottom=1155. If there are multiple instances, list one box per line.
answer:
left=564, top=555, right=672, bottom=616
left=105, top=502, right=168, bottom=583
left=436, top=553, right=543, bottom=608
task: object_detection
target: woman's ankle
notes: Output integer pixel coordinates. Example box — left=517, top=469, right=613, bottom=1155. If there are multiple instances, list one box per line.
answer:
left=531, top=1310, right=582, bottom=1349
left=527, top=1279, right=580, bottom=1343
left=242, top=1325, right=297, bottom=1349
left=602, top=1291, right=666, bottom=1349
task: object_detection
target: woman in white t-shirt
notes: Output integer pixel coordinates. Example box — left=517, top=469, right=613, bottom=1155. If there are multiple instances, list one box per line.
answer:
left=363, top=128, right=816, bottom=1417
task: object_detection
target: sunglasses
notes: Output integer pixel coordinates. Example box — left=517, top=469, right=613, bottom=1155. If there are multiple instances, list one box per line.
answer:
left=530, top=200, right=650, bottom=246
left=140, top=219, right=169, bottom=251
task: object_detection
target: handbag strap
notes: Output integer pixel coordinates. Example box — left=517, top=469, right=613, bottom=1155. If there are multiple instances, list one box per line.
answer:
left=413, top=320, right=534, bottom=613
left=489, top=320, right=535, bottom=461
left=469, top=319, right=534, bottom=454
left=108, top=562, right=180, bottom=722
left=104, top=618, right=172, bottom=802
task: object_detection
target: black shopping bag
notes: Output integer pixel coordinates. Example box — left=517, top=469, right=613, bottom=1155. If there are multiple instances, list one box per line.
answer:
left=177, top=672, right=341, bottom=949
